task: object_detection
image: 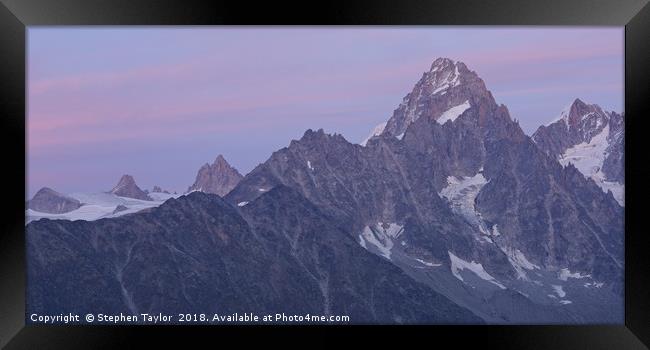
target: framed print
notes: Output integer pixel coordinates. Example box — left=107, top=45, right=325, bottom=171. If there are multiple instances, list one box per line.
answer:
left=1, top=0, right=649, bottom=348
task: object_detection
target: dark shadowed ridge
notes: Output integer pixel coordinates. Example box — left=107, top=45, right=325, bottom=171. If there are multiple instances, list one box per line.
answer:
left=27, top=183, right=483, bottom=324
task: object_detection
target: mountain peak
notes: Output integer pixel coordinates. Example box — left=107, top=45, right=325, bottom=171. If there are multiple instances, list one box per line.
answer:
left=28, top=187, right=82, bottom=214
left=299, top=128, right=347, bottom=144
left=367, top=58, right=493, bottom=139
left=110, top=174, right=152, bottom=201
left=302, top=128, right=326, bottom=138
left=187, top=154, right=243, bottom=196
left=214, top=154, right=227, bottom=165
left=426, top=58, right=478, bottom=83
left=548, top=98, right=608, bottom=130
left=572, top=97, right=586, bottom=107
left=115, top=174, right=136, bottom=186
left=422, top=58, right=463, bottom=91
left=34, top=186, right=57, bottom=196
left=568, top=98, right=591, bottom=118
left=429, top=57, right=456, bottom=70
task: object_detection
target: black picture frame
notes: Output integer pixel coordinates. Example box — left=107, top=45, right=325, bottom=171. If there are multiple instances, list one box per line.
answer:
left=1, top=0, right=649, bottom=348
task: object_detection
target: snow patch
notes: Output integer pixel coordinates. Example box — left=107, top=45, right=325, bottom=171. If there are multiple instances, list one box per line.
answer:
left=437, top=101, right=470, bottom=124
left=448, top=251, right=506, bottom=289
left=430, top=64, right=461, bottom=95
left=415, top=258, right=442, bottom=267
left=307, top=160, right=314, bottom=171
left=358, top=223, right=404, bottom=260
left=584, top=282, right=604, bottom=288
left=432, top=85, right=449, bottom=95
left=237, top=201, right=249, bottom=207
left=26, top=191, right=181, bottom=223
left=510, top=249, right=539, bottom=270
left=559, top=300, right=573, bottom=305
left=558, top=268, right=591, bottom=281
left=552, top=285, right=566, bottom=298
left=501, top=247, right=539, bottom=280
left=559, top=125, right=624, bottom=206
left=440, top=172, right=492, bottom=242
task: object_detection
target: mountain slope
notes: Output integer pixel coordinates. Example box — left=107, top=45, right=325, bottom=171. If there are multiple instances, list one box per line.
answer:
left=27, top=189, right=482, bottom=324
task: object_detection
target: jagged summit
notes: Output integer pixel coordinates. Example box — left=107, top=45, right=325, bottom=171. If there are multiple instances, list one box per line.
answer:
left=429, top=57, right=456, bottom=68
left=213, top=154, right=229, bottom=167
left=299, top=128, right=347, bottom=144
left=364, top=58, right=495, bottom=142
left=534, top=98, right=612, bottom=148
left=419, top=57, right=486, bottom=96
left=187, top=154, right=243, bottom=196
left=301, top=128, right=326, bottom=139
left=547, top=98, right=609, bottom=130
left=110, top=174, right=152, bottom=201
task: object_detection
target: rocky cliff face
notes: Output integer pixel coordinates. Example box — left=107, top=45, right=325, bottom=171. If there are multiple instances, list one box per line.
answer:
left=109, top=175, right=152, bottom=201
left=187, top=155, right=243, bottom=196
left=27, top=187, right=82, bottom=214
left=532, top=99, right=625, bottom=205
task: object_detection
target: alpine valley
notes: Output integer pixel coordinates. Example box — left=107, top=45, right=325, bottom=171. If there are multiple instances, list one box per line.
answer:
left=26, top=58, right=624, bottom=324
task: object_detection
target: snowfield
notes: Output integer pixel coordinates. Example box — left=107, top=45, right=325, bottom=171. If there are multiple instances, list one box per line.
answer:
left=437, top=100, right=471, bottom=124
left=26, top=191, right=180, bottom=224
left=358, top=222, right=404, bottom=260
left=440, top=172, right=493, bottom=243
left=559, top=125, right=624, bottom=206
left=448, top=251, right=506, bottom=289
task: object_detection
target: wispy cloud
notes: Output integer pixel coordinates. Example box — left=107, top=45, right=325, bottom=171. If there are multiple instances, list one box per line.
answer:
left=26, top=27, right=623, bottom=195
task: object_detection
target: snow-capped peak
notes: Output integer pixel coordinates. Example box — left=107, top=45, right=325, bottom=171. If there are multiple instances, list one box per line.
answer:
left=361, top=57, right=493, bottom=141
left=422, top=58, right=465, bottom=97
left=429, top=57, right=457, bottom=72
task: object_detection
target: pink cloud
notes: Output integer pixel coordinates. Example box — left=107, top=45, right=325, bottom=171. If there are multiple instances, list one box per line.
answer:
left=27, top=55, right=426, bottom=150
left=30, top=59, right=203, bottom=95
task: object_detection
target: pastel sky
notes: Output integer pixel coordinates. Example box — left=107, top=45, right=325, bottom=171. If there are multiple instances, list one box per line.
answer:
left=27, top=27, right=624, bottom=197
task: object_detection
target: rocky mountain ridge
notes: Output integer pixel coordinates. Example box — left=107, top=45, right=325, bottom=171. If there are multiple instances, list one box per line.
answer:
left=187, top=154, right=243, bottom=196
